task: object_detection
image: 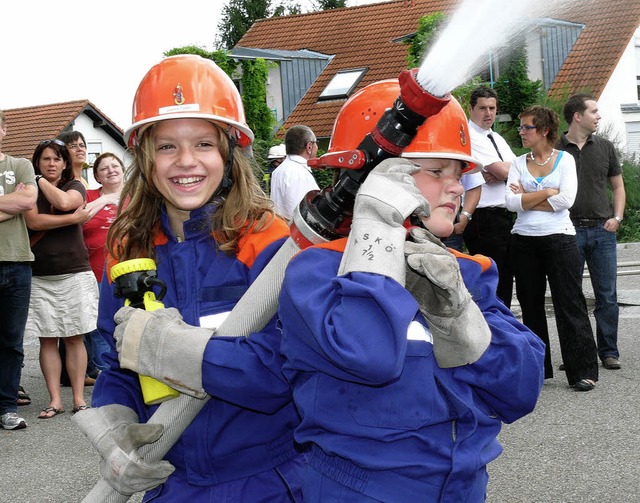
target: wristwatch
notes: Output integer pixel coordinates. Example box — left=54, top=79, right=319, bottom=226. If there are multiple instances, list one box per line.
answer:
left=614, top=215, right=623, bottom=223
left=35, top=175, right=43, bottom=184
left=460, top=210, right=473, bottom=221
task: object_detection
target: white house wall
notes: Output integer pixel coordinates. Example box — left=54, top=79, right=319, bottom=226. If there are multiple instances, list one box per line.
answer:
left=597, top=27, right=640, bottom=159
left=72, top=113, right=126, bottom=188
left=526, top=31, right=544, bottom=84
left=267, top=66, right=284, bottom=125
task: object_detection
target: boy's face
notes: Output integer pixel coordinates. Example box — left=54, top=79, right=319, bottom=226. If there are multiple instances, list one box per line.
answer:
left=411, top=158, right=464, bottom=238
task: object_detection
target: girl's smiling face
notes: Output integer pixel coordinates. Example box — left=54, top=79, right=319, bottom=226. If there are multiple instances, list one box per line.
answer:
left=151, top=118, right=225, bottom=223
left=411, top=158, right=464, bottom=238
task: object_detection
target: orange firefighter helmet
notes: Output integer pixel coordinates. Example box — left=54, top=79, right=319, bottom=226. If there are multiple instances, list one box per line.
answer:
left=124, top=54, right=254, bottom=148
left=328, top=79, right=481, bottom=173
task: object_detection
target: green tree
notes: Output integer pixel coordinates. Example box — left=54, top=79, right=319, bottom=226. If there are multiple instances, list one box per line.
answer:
left=405, top=12, right=446, bottom=69
left=217, top=1, right=310, bottom=49
left=164, top=46, right=236, bottom=75
left=617, top=158, right=640, bottom=242
left=493, top=46, right=544, bottom=118
left=217, top=0, right=272, bottom=50
left=241, top=58, right=276, bottom=141
left=313, top=0, right=347, bottom=9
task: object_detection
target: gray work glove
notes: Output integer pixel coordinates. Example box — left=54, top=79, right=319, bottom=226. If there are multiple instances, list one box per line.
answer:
left=338, top=158, right=430, bottom=286
left=113, top=307, right=212, bottom=399
left=73, top=404, right=175, bottom=495
left=404, top=227, right=491, bottom=368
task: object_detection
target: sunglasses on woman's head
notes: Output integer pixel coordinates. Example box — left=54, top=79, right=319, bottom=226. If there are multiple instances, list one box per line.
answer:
left=39, top=139, right=66, bottom=147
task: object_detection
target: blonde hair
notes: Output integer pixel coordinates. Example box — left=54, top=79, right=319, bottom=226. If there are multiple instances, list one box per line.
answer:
left=107, top=121, right=274, bottom=261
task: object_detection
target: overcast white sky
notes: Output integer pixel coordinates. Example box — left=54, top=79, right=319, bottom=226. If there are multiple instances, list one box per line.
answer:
left=0, top=0, right=381, bottom=131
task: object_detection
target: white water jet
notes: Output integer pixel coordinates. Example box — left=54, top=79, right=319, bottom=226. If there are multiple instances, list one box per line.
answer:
left=416, top=0, right=557, bottom=97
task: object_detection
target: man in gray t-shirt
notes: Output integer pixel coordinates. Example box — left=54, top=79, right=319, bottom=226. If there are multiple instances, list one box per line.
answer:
left=0, top=109, right=37, bottom=430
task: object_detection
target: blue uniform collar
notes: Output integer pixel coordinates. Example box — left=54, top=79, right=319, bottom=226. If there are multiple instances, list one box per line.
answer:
left=160, top=203, right=219, bottom=242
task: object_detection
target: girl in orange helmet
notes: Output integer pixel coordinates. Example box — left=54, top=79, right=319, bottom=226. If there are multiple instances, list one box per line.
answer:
left=75, top=55, right=304, bottom=502
left=278, top=80, right=546, bottom=502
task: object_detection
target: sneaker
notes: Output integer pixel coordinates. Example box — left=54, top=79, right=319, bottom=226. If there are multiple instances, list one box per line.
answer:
left=603, top=357, right=621, bottom=370
left=0, top=412, right=27, bottom=430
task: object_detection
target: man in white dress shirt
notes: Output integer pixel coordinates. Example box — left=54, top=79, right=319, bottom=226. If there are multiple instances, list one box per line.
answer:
left=462, top=87, right=517, bottom=308
left=270, top=125, right=319, bottom=222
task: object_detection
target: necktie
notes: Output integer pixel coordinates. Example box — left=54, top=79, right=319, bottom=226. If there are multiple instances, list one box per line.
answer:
left=487, top=132, right=504, bottom=161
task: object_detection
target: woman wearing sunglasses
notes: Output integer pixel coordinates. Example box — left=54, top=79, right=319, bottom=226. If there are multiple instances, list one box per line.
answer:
left=506, top=106, right=598, bottom=392
left=23, top=139, right=94, bottom=418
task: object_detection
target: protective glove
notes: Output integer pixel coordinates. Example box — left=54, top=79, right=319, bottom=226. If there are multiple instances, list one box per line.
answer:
left=113, top=307, right=212, bottom=398
left=404, top=227, right=491, bottom=368
left=73, top=404, right=175, bottom=495
left=338, top=158, right=430, bottom=286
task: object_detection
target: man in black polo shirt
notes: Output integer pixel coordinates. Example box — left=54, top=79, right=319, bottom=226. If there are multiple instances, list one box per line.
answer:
left=557, top=93, right=626, bottom=370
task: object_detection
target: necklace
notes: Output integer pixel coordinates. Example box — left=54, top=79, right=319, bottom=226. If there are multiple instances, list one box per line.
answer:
left=529, top=148, right=556, bottom=167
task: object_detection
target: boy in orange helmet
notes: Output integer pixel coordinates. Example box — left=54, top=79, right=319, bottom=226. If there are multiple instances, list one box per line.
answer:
left=278, top=80, right=546, bottom=502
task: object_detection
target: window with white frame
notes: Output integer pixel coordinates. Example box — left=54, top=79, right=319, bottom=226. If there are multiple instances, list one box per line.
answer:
left=84, top=142, right=102, bottom=187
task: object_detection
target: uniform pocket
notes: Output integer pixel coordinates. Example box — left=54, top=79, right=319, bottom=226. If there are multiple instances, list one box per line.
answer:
left=348, top=341, right=448, bottom=429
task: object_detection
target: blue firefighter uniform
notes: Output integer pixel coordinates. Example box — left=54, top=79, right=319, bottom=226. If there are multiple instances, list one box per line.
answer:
left=279, top=237, right=545, bottom=502
left=92, top=204, right=304, bottom=501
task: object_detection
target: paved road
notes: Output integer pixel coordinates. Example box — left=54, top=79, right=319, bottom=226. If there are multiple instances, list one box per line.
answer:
left=3, top=244, right=640, bottom=502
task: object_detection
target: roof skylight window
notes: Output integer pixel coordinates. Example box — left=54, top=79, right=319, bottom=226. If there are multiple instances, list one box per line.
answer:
left=319, top=68, right=367, bottom=100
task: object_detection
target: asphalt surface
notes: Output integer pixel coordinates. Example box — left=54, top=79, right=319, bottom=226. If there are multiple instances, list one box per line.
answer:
left=2, top=243, right=640, bottom=503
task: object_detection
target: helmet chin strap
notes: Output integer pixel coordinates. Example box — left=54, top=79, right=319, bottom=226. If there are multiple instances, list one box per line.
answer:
left=409, top=214, right=427, bottom=230
left=210, top=135, right=236, bottom=203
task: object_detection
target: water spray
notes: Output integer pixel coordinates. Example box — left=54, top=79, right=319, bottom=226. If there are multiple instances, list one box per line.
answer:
left=294, top=0, right=555, bottom=249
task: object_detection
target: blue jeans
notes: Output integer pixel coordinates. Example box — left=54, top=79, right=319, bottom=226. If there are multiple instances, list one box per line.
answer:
left=575, top=225, right=619, bottom=360
left=86, top=328, right=110, bottom=372
left=0, top=262, right=31, bottom=415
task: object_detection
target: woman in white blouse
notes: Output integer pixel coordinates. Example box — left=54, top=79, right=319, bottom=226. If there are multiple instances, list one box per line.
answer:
left=505, top=105, right=598, bottom=392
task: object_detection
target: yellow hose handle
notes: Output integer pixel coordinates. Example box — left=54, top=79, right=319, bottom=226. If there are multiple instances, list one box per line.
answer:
left=111, top=258, right=179, bottom=405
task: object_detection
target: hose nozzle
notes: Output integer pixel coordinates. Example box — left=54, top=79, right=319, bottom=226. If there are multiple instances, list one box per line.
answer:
left=398, top=68, right=450, bottom=117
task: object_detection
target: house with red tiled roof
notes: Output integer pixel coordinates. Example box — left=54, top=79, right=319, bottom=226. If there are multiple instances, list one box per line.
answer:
left=234, top=0, right=640, bottom=157
left=2, top=100, right=126, bottom=187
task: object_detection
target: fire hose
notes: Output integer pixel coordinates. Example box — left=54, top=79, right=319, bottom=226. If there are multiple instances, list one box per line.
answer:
left=83, top=68, right=449, bottom=502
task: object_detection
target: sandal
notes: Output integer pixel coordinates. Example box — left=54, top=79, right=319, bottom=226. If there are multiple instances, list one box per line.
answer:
left=72, top=404, right=91, bottom=414
left=17, top=386, right=31, bottom=406
left=573, top=379, right=596, bottom=392
left=38, top=406, right=65, bottom=419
